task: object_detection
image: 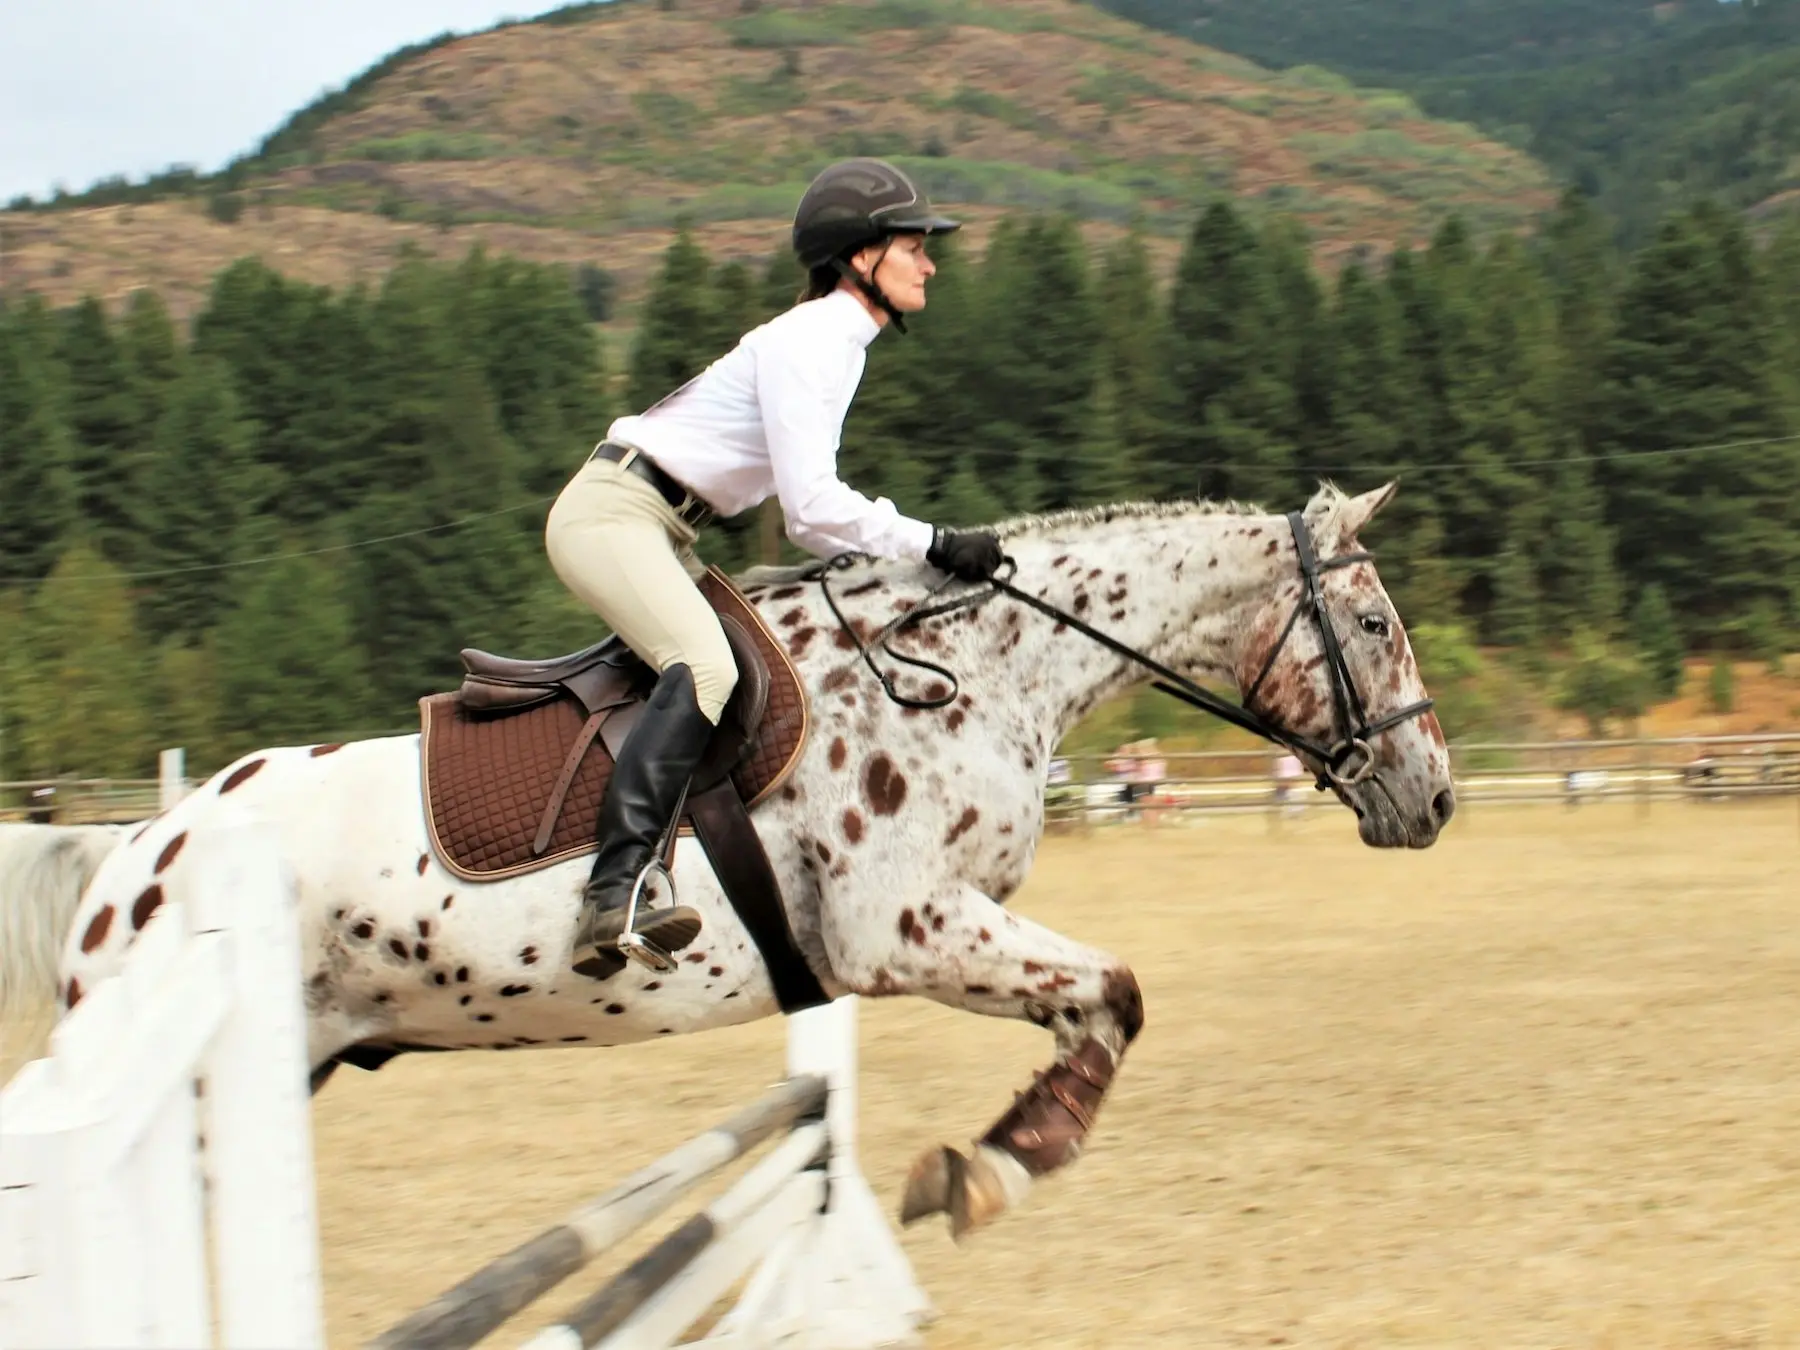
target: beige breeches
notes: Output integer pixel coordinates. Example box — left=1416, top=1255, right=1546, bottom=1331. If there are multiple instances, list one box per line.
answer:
left=544, top=455, right=738, bottom=724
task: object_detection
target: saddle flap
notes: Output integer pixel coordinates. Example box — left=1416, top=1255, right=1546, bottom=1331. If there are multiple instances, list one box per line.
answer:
left=594, top=614, right=771, bottom=793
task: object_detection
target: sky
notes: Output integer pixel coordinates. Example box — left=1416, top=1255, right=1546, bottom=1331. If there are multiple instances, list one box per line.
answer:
left=0, top=1, right=571, bottom=202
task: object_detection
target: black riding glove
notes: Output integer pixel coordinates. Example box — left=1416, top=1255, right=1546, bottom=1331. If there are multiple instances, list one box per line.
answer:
left=927, top=525, right=1003, bottom=583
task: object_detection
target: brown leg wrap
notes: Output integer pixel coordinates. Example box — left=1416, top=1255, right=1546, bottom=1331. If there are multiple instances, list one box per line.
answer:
left=979, top=1036, right=1117, bottom=1177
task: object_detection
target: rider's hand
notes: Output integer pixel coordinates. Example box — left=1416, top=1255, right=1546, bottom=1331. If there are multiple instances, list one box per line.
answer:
left=927, top=526, right=1003, bottom=583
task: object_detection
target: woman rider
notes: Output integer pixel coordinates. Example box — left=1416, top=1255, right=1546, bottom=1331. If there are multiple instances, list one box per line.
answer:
left=545, top=157, right=1005, bottom=967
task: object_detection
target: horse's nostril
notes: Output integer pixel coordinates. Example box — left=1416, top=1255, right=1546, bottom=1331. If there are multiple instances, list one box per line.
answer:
left=1431, top=788, right=1456, bottom=825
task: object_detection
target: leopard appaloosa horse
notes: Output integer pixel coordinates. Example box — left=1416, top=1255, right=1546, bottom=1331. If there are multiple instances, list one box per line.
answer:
left=36, top=482, right=1452, bottom=1239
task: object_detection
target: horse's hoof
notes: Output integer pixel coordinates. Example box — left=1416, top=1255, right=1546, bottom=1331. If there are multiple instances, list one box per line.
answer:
left=900, top=1144, right=960, bottom=1225
left=950, top=1147, right=1014, bottom=1242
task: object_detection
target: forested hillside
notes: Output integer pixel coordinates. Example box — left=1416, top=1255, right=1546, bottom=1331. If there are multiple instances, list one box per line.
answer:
left=0, top=0, right=1556, bottom=324
left=5, top=189, right=1799, bottom=782
left=1093, top=0, right=1800, bottom=240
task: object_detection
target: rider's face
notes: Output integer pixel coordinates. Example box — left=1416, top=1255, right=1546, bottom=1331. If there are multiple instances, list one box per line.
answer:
left=854, top=234, right=935, bottom=313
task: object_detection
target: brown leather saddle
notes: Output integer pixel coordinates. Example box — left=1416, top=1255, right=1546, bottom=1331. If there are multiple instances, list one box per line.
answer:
left=416, top=567, right=826, bottom=1009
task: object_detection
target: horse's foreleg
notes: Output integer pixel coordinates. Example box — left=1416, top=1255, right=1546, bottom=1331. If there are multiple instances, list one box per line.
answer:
left=825, top=883, right=1144, bottom=1241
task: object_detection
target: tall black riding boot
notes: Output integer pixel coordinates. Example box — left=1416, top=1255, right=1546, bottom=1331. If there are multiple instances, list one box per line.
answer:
left=572, top=662, right=713, bottom=968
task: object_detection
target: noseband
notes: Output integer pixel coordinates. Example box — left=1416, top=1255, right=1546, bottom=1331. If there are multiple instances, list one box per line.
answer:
left=803, top=510, right=1434, bottom=792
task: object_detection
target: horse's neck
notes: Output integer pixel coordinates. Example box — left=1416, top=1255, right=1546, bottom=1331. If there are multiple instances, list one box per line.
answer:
left=989, top=511, right=1292, bottom=749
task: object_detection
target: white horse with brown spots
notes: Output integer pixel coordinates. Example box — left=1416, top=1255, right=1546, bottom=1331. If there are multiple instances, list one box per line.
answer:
left=34, top=483, right=1453, bottom=1239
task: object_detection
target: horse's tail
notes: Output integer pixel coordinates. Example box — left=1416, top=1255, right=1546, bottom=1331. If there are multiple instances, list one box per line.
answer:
left=0, top=823, right=130, bottom=1021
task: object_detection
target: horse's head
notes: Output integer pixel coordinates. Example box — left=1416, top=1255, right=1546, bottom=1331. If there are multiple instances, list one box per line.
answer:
left=1235, top=482, right=1454, bottom=848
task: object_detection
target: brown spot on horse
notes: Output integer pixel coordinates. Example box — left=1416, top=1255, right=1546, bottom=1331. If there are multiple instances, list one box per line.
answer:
left=945, top=806, right=980, bottom=845
left=219, top=758, right=265, bottom=793
left=863, top=754, right=907, bottom=816
left=132, top=885, right=165, bottom=931
left=416, top=853, right=429, bottom=876
left=310, top=742, right=344, bottom=757
left=829, top=737, right=847, bottom=770
left=80, top=906, right=115, bottom=953
left=154, top=832, right=187, bottom=874
left=842, top=809, right=864, bottom=844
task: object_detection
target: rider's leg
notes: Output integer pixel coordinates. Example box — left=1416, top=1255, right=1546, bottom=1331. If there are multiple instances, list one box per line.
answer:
left=545, top=455, right=739, bottom=962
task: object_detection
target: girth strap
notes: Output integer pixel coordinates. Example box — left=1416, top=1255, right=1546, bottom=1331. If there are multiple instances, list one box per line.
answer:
left=684, top=780, right=830, bottom=1014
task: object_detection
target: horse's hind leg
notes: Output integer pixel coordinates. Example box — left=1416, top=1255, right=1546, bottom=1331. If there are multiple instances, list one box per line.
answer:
left=824, top=883, right=1144, bottom=1240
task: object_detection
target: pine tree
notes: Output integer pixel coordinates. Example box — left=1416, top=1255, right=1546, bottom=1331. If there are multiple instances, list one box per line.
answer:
left=627, top=227, right=716, bottom=413
left=706, top=259, right=760, bottom=360
left=1595, top=203, right=1798, bottom=637
left=119, top=287, right=185, bottom=429
left=351, top=260, right=538, bottom=711
left=191, top=258, right=371, bottom=529
left=136, top=357, right=265, bottom=643
left=149, top=636, right=223, bottom=771
left=1539, top=454, right=1623, bottom=638
left=453, top=248, right=610, bottom=500
left=10, top=544, right=157, bottom=777
left=1095, top=227, right=1167, bottom=498
left=1320, top=258, right=1408, bottom=482
left=213, top=544, right=373, bottom=752
left=1541, top=186, right=1619, bottom=446
left=1161, top=200, right=1296, bottom=506
left=1078, top=368, right=1142, bottom=506
left=1386, top=504, right=1461, bottom=628
left=1260, top=214, right=1330, bottom=481
left=757, top=250, right=806, bottom=323
left=976, top=214, right=1101, bottom=511
left=1538, top=192, right=1625, bottom=639
left=1489, top=511, right=1544, bottom=649
left=0, top=587, right=25, bottom=780
left=1629, top=582, right=1685, bottom=698
left=0, top=303, right=78, bottom=584
left=55, top=296, right=146, bottom=564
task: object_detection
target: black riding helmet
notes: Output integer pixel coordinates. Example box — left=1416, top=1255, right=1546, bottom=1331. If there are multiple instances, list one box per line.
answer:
left=791, top=158, right=960, bottom=332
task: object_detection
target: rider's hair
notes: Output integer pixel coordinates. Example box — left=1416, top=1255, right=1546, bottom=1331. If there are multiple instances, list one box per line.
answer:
left=798, top=262, right=839, bottom=303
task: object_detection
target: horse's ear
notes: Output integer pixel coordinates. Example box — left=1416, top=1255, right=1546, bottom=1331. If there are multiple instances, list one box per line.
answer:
left=1336, top=481, right=1398, bottom=543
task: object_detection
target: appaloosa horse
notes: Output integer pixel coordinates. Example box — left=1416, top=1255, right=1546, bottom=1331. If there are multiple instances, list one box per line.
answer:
left=43, top=482, right=1453, bottom=1238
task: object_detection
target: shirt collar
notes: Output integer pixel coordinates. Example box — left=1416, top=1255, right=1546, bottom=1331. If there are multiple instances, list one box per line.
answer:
left=821, top=287, right=883, bottom=349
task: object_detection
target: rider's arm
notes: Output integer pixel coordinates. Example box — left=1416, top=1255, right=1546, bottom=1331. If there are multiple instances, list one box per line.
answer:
left=754, top=343, right=935, bottom=562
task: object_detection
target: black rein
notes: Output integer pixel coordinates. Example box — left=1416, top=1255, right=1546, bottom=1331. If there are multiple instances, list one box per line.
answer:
left=800, top=510, right=1434, bottom=790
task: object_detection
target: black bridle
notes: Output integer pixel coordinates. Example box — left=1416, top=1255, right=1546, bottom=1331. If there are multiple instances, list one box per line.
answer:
left=801, top=509, right=1434, bottom=792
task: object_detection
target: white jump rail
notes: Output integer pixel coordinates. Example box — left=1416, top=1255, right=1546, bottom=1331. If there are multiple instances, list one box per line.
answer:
left=0, top=818, right=930, bottom=1350
left=0, top=821, right=325, bottom=1350
left=370, top=995, right=932, bottom=1350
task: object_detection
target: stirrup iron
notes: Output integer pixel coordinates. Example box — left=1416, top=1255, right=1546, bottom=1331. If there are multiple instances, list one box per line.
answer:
left=615, top=855, right=680, bottom=972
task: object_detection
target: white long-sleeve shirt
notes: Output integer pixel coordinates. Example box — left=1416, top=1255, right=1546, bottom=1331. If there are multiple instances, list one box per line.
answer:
left=603, top=289, right=936, bottom=561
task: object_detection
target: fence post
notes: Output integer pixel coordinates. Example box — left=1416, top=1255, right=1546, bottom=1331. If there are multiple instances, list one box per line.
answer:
left=158, top=748, right=187, bottom=813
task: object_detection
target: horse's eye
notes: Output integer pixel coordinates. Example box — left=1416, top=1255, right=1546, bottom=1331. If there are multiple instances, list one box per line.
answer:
left=1359, top=614, right=1390, bottom=638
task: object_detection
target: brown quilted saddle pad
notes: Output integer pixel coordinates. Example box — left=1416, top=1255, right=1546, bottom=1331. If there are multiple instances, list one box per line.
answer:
left=418, top=568, right=809, bottom=882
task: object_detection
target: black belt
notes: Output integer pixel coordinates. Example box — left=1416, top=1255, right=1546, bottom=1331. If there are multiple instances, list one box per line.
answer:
left=590, top=441, right=714, bottom=527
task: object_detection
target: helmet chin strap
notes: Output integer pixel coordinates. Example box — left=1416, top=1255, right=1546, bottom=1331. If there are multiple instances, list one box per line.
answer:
left=831, top=239, right=908, bottom=334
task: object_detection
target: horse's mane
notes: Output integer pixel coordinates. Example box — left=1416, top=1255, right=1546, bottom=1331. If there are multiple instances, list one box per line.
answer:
left=732, top=489, right=1341, bottom=589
